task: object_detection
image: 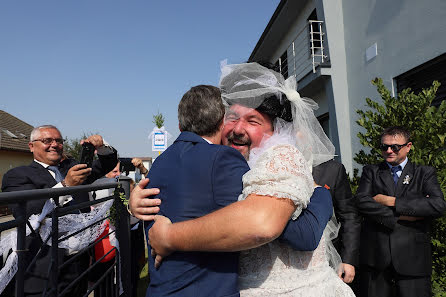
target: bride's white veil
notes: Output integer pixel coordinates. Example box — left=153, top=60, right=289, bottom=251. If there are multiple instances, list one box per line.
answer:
left=219, top=60, right=342, bottom=272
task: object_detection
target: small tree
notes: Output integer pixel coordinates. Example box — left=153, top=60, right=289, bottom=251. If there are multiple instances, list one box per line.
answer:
left=354, top=78, right=446, bottom=296
left=153, top=112, right=165, bottom=129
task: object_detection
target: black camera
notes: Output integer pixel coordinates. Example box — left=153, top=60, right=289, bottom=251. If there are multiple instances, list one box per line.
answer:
left=79, top=143, right=95, bottom=168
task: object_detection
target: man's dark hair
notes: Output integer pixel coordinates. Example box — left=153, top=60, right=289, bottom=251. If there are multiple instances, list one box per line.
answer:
left=246, top=60, right=293, bottom=122
left=178, top=85, right=225, bottom=136
left=381, top=126, right=411, bottom=142
left=256, top=95, right=293, bottom=122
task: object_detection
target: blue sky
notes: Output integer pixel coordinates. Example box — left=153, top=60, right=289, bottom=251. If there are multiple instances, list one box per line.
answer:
left=0, top=1, right=280, bottom=158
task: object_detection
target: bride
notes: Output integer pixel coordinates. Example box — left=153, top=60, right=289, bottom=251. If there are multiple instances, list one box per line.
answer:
left=220, top=62, right=355, bottom=296
left=147, top=62, right=356, bottom=296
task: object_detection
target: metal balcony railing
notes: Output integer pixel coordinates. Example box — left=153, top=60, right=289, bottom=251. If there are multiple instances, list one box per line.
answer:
left=278, top=20, right=328, bottom=82
left=0, top=177, right=135, bottom=297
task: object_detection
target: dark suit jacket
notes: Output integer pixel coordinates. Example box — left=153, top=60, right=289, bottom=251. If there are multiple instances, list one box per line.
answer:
left=1, top=150, right=118, bottom=294
left=145, top=132, right=249, bottom=297
left=145, top=132, right=334, bottom=297
left=313, top=160, right=361, bottom=267
left=356, top=160, right=446, bottom=276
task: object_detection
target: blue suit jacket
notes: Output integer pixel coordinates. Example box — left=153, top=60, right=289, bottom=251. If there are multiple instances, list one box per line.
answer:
left=145, top=132, right=333, bottom=296
left=145, top=132, right=249, bottom=297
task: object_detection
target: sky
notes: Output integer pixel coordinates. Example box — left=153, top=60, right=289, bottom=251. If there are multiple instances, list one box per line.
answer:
left=0, top=1, right=280, bottom=158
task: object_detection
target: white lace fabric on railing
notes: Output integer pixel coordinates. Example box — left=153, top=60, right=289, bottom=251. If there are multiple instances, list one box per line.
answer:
left=0, top=198, right=113, bottom=294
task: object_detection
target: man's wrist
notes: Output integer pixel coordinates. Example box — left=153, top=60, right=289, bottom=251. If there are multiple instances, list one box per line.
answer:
left=61, top=179, right=68, bottom=187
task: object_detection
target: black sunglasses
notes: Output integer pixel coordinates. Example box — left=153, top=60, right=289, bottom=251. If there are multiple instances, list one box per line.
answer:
left=380, top=142, right=409, bottom=153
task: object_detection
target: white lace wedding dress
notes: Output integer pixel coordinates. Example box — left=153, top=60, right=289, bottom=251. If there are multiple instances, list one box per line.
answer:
left=238, top=143, right=355, bottom=297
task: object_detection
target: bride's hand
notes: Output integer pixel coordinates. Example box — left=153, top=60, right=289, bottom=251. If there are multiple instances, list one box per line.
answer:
left=149, top=215, right=174, bottom=268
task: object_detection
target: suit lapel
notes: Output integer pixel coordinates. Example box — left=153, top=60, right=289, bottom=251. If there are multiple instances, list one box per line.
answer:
left=378, top=162, right=395, bottom=196
left=395, top=160, right=414, bottom=198
left=30, top=161, right=58, bottom=187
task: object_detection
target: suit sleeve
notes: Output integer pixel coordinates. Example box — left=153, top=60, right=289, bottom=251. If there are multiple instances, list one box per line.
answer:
left=355, top=165, right=398, bottom=229
left=1, top=169, right=47, bottom=217
left=395, top=166, right=446, bottom=218
left=278, top=187, right=333, bottom=251
left=331, top=164, right=361, bottom=267
left=86, top=147, right=118, bottom=184
left=212, top=147, right=250, bottom=207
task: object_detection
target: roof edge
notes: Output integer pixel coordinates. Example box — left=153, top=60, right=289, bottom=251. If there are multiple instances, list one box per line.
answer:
left=249, top=0, right=287, bottom=61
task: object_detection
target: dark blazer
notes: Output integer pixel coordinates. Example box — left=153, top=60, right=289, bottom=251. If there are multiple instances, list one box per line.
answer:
left=356, top=160, right=446, bottom=276
left=313, top=160, right=361, bottom=267
left=1, top=150, right=118, bottom=294
left=145, top=132, right=249, bottom=297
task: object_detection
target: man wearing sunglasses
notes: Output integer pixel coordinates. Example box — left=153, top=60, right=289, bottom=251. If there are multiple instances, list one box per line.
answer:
left=356, top=126, right=446, bottom=297
left=2, top=124, right=118, bottom=297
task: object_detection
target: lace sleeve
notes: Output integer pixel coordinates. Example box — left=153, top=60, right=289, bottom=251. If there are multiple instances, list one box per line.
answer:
left=239, top=144, right=314, bottom=220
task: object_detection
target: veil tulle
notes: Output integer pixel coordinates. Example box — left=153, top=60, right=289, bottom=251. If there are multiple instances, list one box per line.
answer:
left=219, top=61, right=335, bottom=167
left=219, top=61, right=342, bottom=272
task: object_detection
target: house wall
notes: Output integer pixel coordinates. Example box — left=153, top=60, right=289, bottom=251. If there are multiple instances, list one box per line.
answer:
left=318, top=0, right=353, bottom=172
left=0, top=151, right=33, bottom=188
left=268, top=1, right=316, bottom=64
left=337, top=0, right=446, bottom=169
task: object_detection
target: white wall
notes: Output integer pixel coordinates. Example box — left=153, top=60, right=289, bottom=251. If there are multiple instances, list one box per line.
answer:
left=319, top=0, right=446, bottom=172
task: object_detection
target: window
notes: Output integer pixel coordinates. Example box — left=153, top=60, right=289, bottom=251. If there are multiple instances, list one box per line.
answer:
left=396, top=53, right=446, bottom=106
left=317, top=113, right=330, bottom=139
left=2, top=129, right=18, bottom=138
left=275, top=51, right=289, bottom=79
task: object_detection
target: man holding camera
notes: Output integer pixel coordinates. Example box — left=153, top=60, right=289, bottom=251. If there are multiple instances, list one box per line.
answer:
left=2, top=124, right=118, bottom=297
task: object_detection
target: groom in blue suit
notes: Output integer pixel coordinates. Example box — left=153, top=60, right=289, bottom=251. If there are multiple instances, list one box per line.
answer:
left=142, top=85, right=333, bottom=297
left=145, top=85, right=249, bottom=296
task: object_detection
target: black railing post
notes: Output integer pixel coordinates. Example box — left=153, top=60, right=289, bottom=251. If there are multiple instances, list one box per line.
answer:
left=115, top=177, right=131, bottom=297
left=15, top=201, right=26, bottom=297
left=50, top=204, right=59, bottom=297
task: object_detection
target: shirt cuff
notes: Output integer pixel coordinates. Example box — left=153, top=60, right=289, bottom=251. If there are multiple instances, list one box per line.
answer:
left=52, top=183, right=73, bottom=205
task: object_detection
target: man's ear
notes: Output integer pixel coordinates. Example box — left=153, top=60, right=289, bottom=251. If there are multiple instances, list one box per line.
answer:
left=28, top=142, right=34, bottom=152
left=178, top=123, right=182, bottom=132
left=218, top=118, right=225, bottom=132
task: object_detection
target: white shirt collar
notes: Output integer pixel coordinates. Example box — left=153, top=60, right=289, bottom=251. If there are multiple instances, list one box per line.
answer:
left=34, top=159, right=51, bottom=168
left=386, top=157, right=408, bottom=170
left=202, top=137, right=213, bottom=144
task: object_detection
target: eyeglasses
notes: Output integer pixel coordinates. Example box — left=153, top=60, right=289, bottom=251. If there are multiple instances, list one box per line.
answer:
left=33, top=138, right=64, bottom=145
left=380, top=142, right=409, bottom=153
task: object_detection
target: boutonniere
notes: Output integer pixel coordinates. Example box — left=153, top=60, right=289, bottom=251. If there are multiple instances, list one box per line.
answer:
left=403, top=175, right=411, bottom=185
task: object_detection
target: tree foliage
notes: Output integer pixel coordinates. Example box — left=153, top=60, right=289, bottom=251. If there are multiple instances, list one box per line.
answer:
left=353, top=78, right=446, bottom=296
left=153, top=112, right=165, bottom=129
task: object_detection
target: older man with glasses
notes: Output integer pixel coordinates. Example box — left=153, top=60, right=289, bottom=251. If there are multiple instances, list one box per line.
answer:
left=2, top=124, right=118, bottom=297
left=355, top=126, right=446, bottom=297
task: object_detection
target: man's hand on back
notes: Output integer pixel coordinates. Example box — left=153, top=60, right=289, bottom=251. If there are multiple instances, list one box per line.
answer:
left=149, top=215, right=174, bottom=268
left=129, top=178, right=161, bottom=220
